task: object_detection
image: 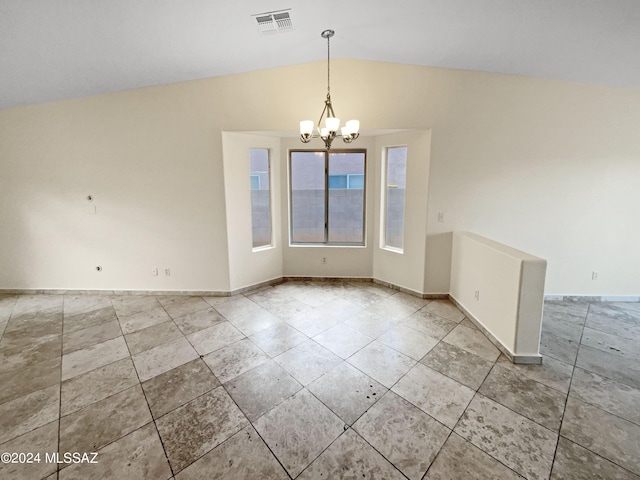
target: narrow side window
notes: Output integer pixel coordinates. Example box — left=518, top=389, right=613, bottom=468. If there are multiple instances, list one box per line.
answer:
left=383, top=146, right=407, bottom=252
left=250, top=148, right=272, bottom=249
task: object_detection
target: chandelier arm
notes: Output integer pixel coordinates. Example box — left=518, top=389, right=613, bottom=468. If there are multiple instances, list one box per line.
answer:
left=317, top=102, right=329, bottom=133
left=326, top=96, right=336, bottom=119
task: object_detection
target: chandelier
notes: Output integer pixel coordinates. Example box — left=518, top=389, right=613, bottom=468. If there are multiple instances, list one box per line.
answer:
left=299, top=30, right=360, bottom=150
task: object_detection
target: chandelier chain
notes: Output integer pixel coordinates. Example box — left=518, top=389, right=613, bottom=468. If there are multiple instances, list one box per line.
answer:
left=327, top=33, right=331, bottom=98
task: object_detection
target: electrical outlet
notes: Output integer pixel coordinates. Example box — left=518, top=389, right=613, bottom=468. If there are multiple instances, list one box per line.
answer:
left=164, top=268, right=171, bottom=276
left=151, top=268, right=158, bottom=276
left=437, top=212, right=445, bottom=223
left=321, top=257, right=327, bottom=264
left=592, top=271, right=598, bottom=280
left=474, top=290, right=480, bottom=301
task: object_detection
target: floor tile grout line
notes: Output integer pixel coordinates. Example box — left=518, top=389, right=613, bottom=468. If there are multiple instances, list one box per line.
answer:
left=304, top=377, right=387, bottom=429
left=420, top=428, right=457, bottom=480
left=48, top=293, right=527, bottom=477
left=449, top=390, right=557, bottom=479
left=0, top=295, right=18, bottom=342
left=219, top=353, right=305, bottom=417
left=59, top=324, right=134, bottom=412
left=223, top=351, right=309, bottom=480
left=579, top=330, right=640, bottom=359
left=581, top=303, right=637, bottom=348
left=59, top=294, right=138, bottom=475
left=214, top=356, right=298, bottom=478
left=402, top=316, right=502, bottom=394
left=559, top=302, right=640, bottom=476
left=490, top=356, right=573, bottom=395
left=582, top=307, right=640, bottom=343
left=112, top=296, right=178, bottom=479
left=472, top=377, right=566, bottom=436
left=376, top=360, right=467, bottom=434
left=5, top=289, right=640, bottom=478
left=574, top=344, right=640, bottom=389
left=160, top=417, right=247, bottom=478
left=574, top=301, right=634, bottom=390
left=150, top=382, right=224, bottom=422
left=55, top=295, right=65, bottom=480
left=540, top=334, right=579, bottom=366
left=57, top=357, right=139, bottom=414
left=305, top=424, right=411, bottom=480
left=50, top=286, right=472, bottom=478
left=568, top=369, right=640, bottom=428
left=420, top=429, right=525, bottom=480
left=555, top=432, right=640, bottom=478
left=188, top=349, right=271, bottom=476
left=220, top=318, right=419, bottom=478
left=547, top=302, right=590, bottom=478
left=472, top=359, right=571, bottom=433
left=278, top=371, right=416, bottom=478
left=248, top=419, right=296, bottom=479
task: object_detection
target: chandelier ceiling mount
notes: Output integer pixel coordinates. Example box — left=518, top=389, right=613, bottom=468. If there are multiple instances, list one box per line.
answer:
left=299, top=29, right=359, bottom=150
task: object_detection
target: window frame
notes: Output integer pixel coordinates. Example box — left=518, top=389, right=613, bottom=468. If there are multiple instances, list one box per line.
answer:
left=381, top=145, right=407, bottom=253
left=249, top=148, right=273, bottom=251
left=289, top=148, right=367, bottom=246
left=347, top=173, right=365, bottom=189
left=327, top=173, right=364, bottom=190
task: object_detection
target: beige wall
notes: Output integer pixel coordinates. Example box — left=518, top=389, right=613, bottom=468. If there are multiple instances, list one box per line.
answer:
left=0, top=83, right=231, bottom=291
left=1, top=59, right=639, bottom=294
left=373, top=130, right=431, bottom=294
left=280, top=136, right=376, bottom=279
left=222, top=132, right=283, bottom=292
left=450, top=232, right=547, bottom=361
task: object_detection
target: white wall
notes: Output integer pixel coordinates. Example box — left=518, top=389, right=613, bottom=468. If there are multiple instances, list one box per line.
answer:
left=221, top=132, right=283, bottom=291
left=450, top=232, right=547, bottom=361
left=0, top=86, right=231, bottom=292
left=280, top=136, right=376, bottom=279
left=373, top=130, right=432, bottom=294
left=1, top=59, right=638, bottom=295
left=419, top=71, right=640, bottom=295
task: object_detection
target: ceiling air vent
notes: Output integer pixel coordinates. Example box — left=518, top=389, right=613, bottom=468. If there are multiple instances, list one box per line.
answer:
left=254, top=9, right=293, bottom=35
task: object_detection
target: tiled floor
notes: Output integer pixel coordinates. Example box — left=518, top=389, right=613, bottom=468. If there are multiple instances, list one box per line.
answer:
left=1, top=281, right=639, bottom=479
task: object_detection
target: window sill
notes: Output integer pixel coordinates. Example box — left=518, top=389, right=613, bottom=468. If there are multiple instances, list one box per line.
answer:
left=381, top=246, right=404, bottom=254
left=289, top=243, right=367, bottom=249
left=252, top=245, right=275, bottom=253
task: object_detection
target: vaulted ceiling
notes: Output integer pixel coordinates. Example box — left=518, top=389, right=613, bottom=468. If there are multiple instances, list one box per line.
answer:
left=1, top=0, right=639, bottom=109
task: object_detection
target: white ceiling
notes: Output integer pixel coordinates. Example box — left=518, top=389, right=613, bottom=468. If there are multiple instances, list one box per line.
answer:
left=1, top=0, right=639, bottom=110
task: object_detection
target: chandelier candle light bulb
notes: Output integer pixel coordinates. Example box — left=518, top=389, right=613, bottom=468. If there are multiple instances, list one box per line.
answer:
left=299, top=29, right=359, bottom=149
left=325, top=117, right=340, bottom=132
left=300, top=120, right=314, bottom=138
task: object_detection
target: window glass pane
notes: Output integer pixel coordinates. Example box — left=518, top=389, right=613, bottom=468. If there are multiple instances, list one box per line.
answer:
left=384, top=146, right=407, bottom=250
left=250, top=149, right=271, bottom=248
left=290, top=151, right=326, bottom=243
left=328, top=152, right=365, bottom=244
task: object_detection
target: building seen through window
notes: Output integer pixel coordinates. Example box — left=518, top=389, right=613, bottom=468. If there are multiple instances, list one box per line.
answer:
left=290, top=150, right=366, bottom=244
left=250, top=148, right=271, bottom=248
